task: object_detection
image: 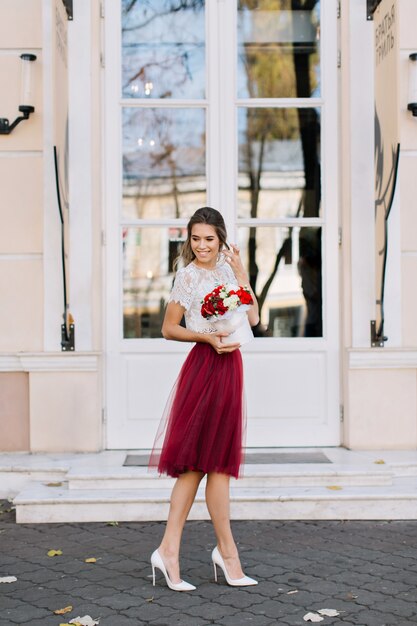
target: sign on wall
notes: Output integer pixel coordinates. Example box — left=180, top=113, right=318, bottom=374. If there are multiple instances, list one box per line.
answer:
left=373, top=0, right=400, bottom=345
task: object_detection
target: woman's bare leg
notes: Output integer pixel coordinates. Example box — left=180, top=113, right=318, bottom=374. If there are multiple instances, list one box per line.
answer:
left=205, top=472, right=244, bottom=579
left=158, top=470, right=205, bottom=583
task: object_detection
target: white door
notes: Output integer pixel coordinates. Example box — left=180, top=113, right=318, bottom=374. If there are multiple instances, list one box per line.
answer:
left=104, top=0, right=340, bottom=449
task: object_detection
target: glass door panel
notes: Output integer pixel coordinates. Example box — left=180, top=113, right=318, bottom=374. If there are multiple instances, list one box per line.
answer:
left=123, top=226, right=186, bottom=338
left=238, top=225, right=322, bottom=337
left=237, top=0, right=321, bottom=99
left=122, top=0, right=206, bottom=99
left=237, top=106, right=321, bottom=219
left=122, top=107, right=206, bottom=219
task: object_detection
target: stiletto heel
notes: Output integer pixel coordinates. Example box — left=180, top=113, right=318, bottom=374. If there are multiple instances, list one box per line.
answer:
left=152, top=564, right=156, bottom=586
left=211, top=546, right=258, bottom=587
left=150, top=549, right=196, bottom=592
left=213, top=562, right=218, bottom=582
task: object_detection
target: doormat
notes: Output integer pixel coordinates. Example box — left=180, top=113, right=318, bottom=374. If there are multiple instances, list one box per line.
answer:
left=123, top=451, right=331, bottom=466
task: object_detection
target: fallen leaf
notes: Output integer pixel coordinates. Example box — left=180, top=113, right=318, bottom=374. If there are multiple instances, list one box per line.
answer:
left=2, top=507, right=13, bottom=513
left=0, top=576, right=17, bottom=583
left=346, top=591, right=358, bottom=600
left=106, top=521, right=118, bottom=526
left=69, top=617, right=100, bottom=626
left=374, top=459, right=385, bottom=464
left=318, top=609, right=340, bottom=617
left=84, top=558, right=97, bottom=563
left=46, top=482, right=64, bottom=487
left=47, top=549, right=63, bottom=557
left=303, top=613, right=324, bottom=623
left=287, top=589, right=299, bottom=595
left=326, top=485, right=343, bottom=490
left=146, top=596, right=154, bottom=603
left=54, top=606, right=73, bottom=615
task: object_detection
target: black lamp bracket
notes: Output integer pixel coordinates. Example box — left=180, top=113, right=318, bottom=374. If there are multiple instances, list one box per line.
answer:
left=0, top=105, right=35, bottom=135
left=408, top=53, right=417, bottom=117
left=61, top=322, right=75, bottom=351
left=367, top=0, right=383, bottom=20
left=370, top=320, right=386, bottom=348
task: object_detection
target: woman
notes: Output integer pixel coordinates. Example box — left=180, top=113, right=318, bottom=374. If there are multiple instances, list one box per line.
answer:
left=149, top=207, right=259, bottom=591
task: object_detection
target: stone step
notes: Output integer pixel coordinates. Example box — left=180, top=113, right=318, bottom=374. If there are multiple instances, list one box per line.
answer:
left=13, top=477, right=417, bottom=523
left=66, top=464, right=393, bottom=490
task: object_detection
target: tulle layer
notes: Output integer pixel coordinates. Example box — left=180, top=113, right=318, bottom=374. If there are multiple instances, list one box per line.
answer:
left=148, top=342, right=245, bottom=478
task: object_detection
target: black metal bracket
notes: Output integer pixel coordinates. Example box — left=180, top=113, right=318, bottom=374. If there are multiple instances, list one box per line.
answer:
left=61, top=323, right=75, bottom=351
left=0, top=105, right=35, bottom=135
left=62, top=0, right=73, bottom=20
left=367, top=0, right=383, bottom=20
left=370, top=320, right=386, bottom=347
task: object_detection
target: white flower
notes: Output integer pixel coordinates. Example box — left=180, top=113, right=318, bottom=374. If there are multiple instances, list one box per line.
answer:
left=223, top=294, right=240, bottom=310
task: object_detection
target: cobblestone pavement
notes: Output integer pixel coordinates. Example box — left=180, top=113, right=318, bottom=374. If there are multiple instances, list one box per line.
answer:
left=1, top=501, right=417, bottom=626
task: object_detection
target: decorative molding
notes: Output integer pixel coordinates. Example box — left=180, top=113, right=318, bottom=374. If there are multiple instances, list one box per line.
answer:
left=349, top=349, right=417, bottom=369
left=0, top=353, right=100, bottom=372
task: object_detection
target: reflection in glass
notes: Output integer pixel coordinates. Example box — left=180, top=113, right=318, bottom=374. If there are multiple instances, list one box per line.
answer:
left=122, top=0, right=205, bottom=99
left=239, top=226, right=322, bottom=337
left=238, top=107, right=321, bottom=219
left=237, top=0, right=320, bottom=99
left=122, top=108, right=206, bottom=219
left=123, top=226, right=186, bottom=338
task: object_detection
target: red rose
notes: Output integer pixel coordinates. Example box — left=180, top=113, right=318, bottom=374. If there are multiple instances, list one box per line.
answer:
left=237, top=288, right=253, bottom=305
left=201, top=301, right=216, bottom=318
left=217, top=303, right=226, bottom=314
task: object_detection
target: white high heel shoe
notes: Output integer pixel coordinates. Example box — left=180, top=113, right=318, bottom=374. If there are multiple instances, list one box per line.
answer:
left=151, top=549, right=196, bottom=592
left=211, top=546, right=258, bottom=587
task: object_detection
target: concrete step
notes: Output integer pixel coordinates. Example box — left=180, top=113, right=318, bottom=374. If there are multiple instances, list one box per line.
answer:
left=66, top=464, right=393, bottom=490
left=0, top=463, right=68, bottom=498
left=13, top=477, right=417, bottom=523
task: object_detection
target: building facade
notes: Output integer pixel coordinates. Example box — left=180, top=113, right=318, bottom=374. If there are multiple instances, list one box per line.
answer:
left=1, top=0, right=417, bottom=453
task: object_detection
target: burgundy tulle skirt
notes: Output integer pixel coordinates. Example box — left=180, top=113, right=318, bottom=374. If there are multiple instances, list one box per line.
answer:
left=149, top=342, right=245, bottom=478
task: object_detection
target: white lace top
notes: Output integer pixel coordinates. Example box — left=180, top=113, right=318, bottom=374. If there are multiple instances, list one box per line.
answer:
left=169, top=260, right=239, bottom=334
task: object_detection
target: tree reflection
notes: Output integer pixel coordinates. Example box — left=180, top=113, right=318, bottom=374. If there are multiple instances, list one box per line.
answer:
left=122, top=0, right=205, bottom=99
left=239, top=0, right=322, bottom=337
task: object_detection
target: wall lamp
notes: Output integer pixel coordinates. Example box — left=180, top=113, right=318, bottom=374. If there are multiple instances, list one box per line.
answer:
left=408, top=53, right=417, bottom=117
left=0, top=53, right=37, bottom=135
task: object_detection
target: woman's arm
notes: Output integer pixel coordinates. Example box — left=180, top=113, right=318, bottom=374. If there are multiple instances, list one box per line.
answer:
left=162, top=301, right=240, bottom=354
left=223, top=244, right=260, bottom=327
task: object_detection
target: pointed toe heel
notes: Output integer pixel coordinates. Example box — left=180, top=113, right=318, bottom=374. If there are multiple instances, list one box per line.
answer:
left=211, top=546, right=258, bottom=587
left=150, top=549, right=196, bottom=592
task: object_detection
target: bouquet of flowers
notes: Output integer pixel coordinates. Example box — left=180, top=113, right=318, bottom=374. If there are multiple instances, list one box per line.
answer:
left=201, top=284, right=254, bottom=345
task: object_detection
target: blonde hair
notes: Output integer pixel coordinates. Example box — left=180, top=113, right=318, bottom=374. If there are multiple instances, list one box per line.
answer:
left=175, top=207, right=228, bottom=269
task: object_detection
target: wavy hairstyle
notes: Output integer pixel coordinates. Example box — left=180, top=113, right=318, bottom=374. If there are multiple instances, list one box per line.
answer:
left=175, top=207, right=229, bottom=269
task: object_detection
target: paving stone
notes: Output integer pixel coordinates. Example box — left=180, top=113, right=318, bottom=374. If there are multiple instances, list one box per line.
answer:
left=185, top=600, right=240, bottom=619
left=2, top=504, right=417, bottom=626
left=2, top=605, right=51, bottom=623
left=150, top=616, right=212, bottom=626
left=219, top=614, right=277, bottom=626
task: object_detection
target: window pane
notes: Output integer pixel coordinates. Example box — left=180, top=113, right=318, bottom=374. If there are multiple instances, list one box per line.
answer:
left=123, top=226, right=186, bottom=338
left=237, top=0, right=320, bottom=99
left=122, top=108, right=206, bottom=219
left=122, top=0, right=206, bottom=99
left=238, top=107, right=321, bottom=219
left=239, top=226, right=322, bottom=337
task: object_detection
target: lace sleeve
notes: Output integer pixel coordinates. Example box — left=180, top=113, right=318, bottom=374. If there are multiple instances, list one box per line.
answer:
left=168, top=267, right=196, bottom=311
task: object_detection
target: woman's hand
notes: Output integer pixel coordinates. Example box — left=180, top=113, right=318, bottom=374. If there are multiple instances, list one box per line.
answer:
left=205, top=332, right=241, bottom=354
left=223, top=243, right=246, bottom=282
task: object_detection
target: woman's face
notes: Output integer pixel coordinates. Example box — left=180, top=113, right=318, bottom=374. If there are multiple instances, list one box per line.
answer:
left=190, top=223, right=221, bottom=268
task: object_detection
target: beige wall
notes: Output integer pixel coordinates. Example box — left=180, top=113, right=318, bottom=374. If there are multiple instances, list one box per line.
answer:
left=0, top=373, right=30, bottom=451
left=0, top=0, right=102, bottom=452
left=343, top=0, right=417, bottom=449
